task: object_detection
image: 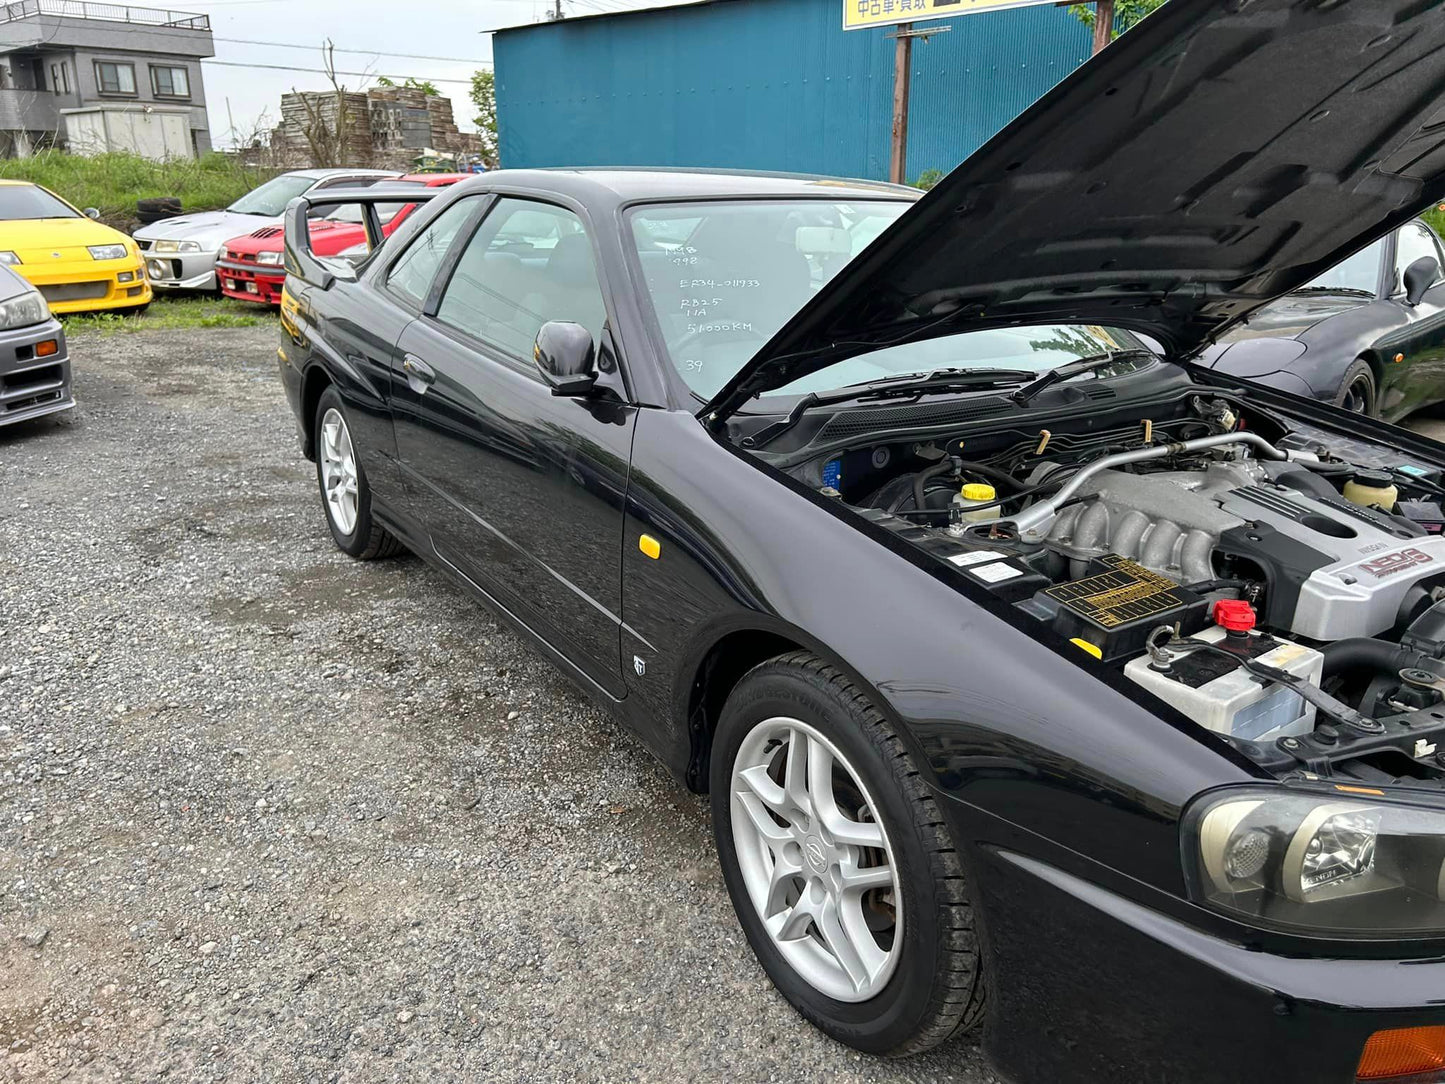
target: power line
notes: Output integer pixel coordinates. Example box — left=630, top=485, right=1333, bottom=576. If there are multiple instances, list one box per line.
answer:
left=201, top=58, right=480, bottom=82
left=211, top=36, right=489, bottom=64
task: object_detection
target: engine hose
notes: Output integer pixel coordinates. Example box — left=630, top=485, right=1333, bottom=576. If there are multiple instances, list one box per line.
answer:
left=1319, top=637, right=1445, bottom=681
left=912, top=460, right=956, bottom=514
left=952, top=459, right=1023, bottom=493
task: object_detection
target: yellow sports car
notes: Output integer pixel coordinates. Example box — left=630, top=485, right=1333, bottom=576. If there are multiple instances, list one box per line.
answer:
left=0, top=180, right=150, bottom=314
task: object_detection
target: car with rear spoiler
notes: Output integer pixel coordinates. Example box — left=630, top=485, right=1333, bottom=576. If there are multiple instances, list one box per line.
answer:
left=280, top=183, right=452, bottom=291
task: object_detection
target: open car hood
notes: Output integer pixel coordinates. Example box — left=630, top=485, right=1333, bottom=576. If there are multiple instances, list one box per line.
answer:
left=701, top=0, right=1445, bottom=424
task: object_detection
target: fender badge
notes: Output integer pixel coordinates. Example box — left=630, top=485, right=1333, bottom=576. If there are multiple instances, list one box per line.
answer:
left=1415, top=738, right=1438, bottom=759
left=633, top=656, right=646, bottom=677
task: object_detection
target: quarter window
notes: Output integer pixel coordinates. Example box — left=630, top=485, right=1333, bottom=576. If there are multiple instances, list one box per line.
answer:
left=385, top=197, right=478, bottom=308
left=150, top=65, right=190, bottom=98
left=94, top=61, right=136, bottom=95
left=1396, top=223, right=1443, bottom=292
left=435, top=198, right=605, bottom=360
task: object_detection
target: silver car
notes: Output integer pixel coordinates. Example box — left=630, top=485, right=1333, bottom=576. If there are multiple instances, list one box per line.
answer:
left=0, top=263, right=69, bottom=428
left=133, top=168, right=399, bottom=292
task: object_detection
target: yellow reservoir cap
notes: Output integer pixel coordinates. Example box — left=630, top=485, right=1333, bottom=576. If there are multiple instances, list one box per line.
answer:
left=960, top=483, right=996, bottom=501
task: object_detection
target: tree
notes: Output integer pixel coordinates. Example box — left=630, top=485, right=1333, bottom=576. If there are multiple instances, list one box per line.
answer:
left=1069, top=0, right=1166, bottom=53
left=469, top=70, right=499, bottom=168
left=376, top=76, right=440, bottom=97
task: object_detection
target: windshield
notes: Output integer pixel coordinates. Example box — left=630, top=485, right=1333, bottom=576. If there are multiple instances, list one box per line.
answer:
left=1297, top=237, right=1384, bottom=295
left=228, top=174, right=318, bottom=217
left=0, top=184, right=79, bottom=221
left=628, top=199, right=1152, bottom=399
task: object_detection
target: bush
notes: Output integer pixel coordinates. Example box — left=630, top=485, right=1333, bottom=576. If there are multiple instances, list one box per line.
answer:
left=912, top=169, right=944, bottom=191
left=0, top=151, right=276, bottom=231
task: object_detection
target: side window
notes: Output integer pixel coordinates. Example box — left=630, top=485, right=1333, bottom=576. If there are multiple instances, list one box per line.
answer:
left=435, top=198, right=605, bottom=360
left=385, top=198, right=478, bottom=307
left=1396, top=223, right=1443, bottom=291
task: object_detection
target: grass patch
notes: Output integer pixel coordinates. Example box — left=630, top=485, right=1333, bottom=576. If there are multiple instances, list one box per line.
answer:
left=0, top=151, right=275, bottom=231
left=63, top=295, right=275, bottom=335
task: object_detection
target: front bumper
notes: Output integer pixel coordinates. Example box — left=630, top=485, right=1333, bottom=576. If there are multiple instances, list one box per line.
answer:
left=216, top=259, right=284, bottom=305
left=17, top=257, right=151, bottom=315
left=0, top=316, right=71, bottom=426
left=138, top=246, right=219, bottom=291
left=946, top=799, right=1445, bottom=1084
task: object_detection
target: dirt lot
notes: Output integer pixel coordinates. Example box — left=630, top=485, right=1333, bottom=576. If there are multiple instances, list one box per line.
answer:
left=0, top=328, right=997, bottom=1083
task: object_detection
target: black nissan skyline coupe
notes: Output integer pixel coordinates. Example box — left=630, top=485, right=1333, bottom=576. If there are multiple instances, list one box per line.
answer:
left=275, top=2, right=1445, bottom=1081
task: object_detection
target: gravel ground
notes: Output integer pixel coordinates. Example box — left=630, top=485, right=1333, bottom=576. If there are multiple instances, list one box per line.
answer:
left=0, top=328, right=997, bottom=1084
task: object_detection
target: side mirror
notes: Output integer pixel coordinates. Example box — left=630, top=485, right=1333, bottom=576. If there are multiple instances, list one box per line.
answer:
left=83, top=207, right=100, bottom=220
left=533, top=321, right=597, bottom=397
left=1404, top=255, right=1439, bottom=306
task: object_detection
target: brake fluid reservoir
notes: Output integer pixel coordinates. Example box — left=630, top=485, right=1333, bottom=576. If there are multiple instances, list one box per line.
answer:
left=952, top=483, right=997, bottom=523
left=1123, top=603, right=1323, bottom=742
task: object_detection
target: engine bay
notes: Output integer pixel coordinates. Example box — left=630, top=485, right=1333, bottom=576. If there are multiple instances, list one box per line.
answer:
left=787, top=390, right=1445, bottom=791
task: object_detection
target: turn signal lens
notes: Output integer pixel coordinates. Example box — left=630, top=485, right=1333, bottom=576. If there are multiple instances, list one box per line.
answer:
left=35, top=339, right=57, bottom=357
left=1357, top=1026, right=1445, bottom=1080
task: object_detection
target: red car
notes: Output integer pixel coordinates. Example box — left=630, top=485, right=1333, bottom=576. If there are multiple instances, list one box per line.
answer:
left=216, top=173, right=469, bottom=305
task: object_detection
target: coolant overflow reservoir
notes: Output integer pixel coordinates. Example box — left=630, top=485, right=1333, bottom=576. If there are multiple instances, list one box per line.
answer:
left=1343, top=469, right=1399, bottom=511
left=953, top=482, right=997, bottom=523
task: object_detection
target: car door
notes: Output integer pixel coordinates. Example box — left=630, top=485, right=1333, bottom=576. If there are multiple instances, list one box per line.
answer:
left=389, top=195, right=634, bottom=699
left=1379, top=221, right=1445, bottom=418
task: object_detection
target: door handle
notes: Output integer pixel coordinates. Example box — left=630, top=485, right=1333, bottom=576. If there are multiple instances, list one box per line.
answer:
left=402, top=353, right=436, bottom=391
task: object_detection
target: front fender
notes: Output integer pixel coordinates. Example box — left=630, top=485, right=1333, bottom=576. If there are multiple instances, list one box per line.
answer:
left=617, top=407, right=1259, bottom=901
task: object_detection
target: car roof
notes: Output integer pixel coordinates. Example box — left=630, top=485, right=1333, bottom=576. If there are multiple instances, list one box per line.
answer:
left=285, top=168, right=399, bottom=180
left=455, top=167, right=919, bottom=205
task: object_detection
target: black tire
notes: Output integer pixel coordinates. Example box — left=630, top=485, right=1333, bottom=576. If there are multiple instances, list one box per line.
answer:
left=135, top=197, right=182, bottom=226
left=1335, top=359, right=1378, bottom=416
left=313, top=386, right=404, bottom=560
left=710, top=651, right=985, bottom=1056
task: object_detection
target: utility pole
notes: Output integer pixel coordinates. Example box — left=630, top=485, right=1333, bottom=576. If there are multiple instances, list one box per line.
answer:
left=887, top=24, right=946, bottom=186
left=1092, top=0, right=1114, bottom=54
left=553, top=0, right=563, bottom=19
left=889, top=23, right=912, bottom=185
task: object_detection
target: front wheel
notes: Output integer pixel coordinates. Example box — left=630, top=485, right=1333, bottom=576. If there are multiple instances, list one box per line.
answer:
left=710, top=651, right=985, bottom=1056
left=313, top=386, right=403, bottom=560
left=1336, top=359, right=1378, bottom=416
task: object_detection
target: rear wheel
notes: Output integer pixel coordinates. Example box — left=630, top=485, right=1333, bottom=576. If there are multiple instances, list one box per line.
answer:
left=710, top=651, right=985, bottom=1056
left=1336, top=359, right=1378, bottom=416
left=313, top=386, right=403, bottom=560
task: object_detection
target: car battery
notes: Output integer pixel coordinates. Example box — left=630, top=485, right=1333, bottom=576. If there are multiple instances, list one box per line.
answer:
left=1124, top=624, right=1323, bottom=741
left=1018, top=554, right=1209, bottom=661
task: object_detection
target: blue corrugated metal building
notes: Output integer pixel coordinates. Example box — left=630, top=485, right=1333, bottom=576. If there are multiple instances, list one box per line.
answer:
left=493, top=0, right=1091, bottom=182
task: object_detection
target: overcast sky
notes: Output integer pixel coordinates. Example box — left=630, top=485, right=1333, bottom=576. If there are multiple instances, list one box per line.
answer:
left=189, top=0, right=676, bottom=148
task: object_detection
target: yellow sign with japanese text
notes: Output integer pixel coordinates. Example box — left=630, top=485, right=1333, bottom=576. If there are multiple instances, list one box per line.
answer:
left=844, top=0, right=1057, bottom=31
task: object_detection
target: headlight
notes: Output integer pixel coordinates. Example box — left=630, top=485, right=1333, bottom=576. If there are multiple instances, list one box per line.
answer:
left=1184, top=786, right=1445, bottom=936
left=0, top=287, right=49, bottom=330
left=88, top=244, right=128, bottom=261
left=152, top=240, right=201, bottom=254
left=255, top=251, right=283, bottom=266
left=0, top=251, right=20, bottom=265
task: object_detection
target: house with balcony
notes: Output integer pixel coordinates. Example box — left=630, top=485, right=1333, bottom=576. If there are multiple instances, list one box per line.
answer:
left=0, top=0, right=214, bottom=159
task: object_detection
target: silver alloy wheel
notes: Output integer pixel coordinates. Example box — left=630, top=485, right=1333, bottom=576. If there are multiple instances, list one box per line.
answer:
left=319, top=406, right=359, bottom=536
left=730, top=716, right=903, bottom=1002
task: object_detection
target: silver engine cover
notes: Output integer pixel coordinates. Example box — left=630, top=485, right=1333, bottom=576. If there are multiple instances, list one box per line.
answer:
left=1044, top=459, right=1445, bottom=639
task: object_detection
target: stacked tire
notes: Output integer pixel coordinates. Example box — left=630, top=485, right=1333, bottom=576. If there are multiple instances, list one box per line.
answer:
left=136, top=196, right=182, bottom=226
